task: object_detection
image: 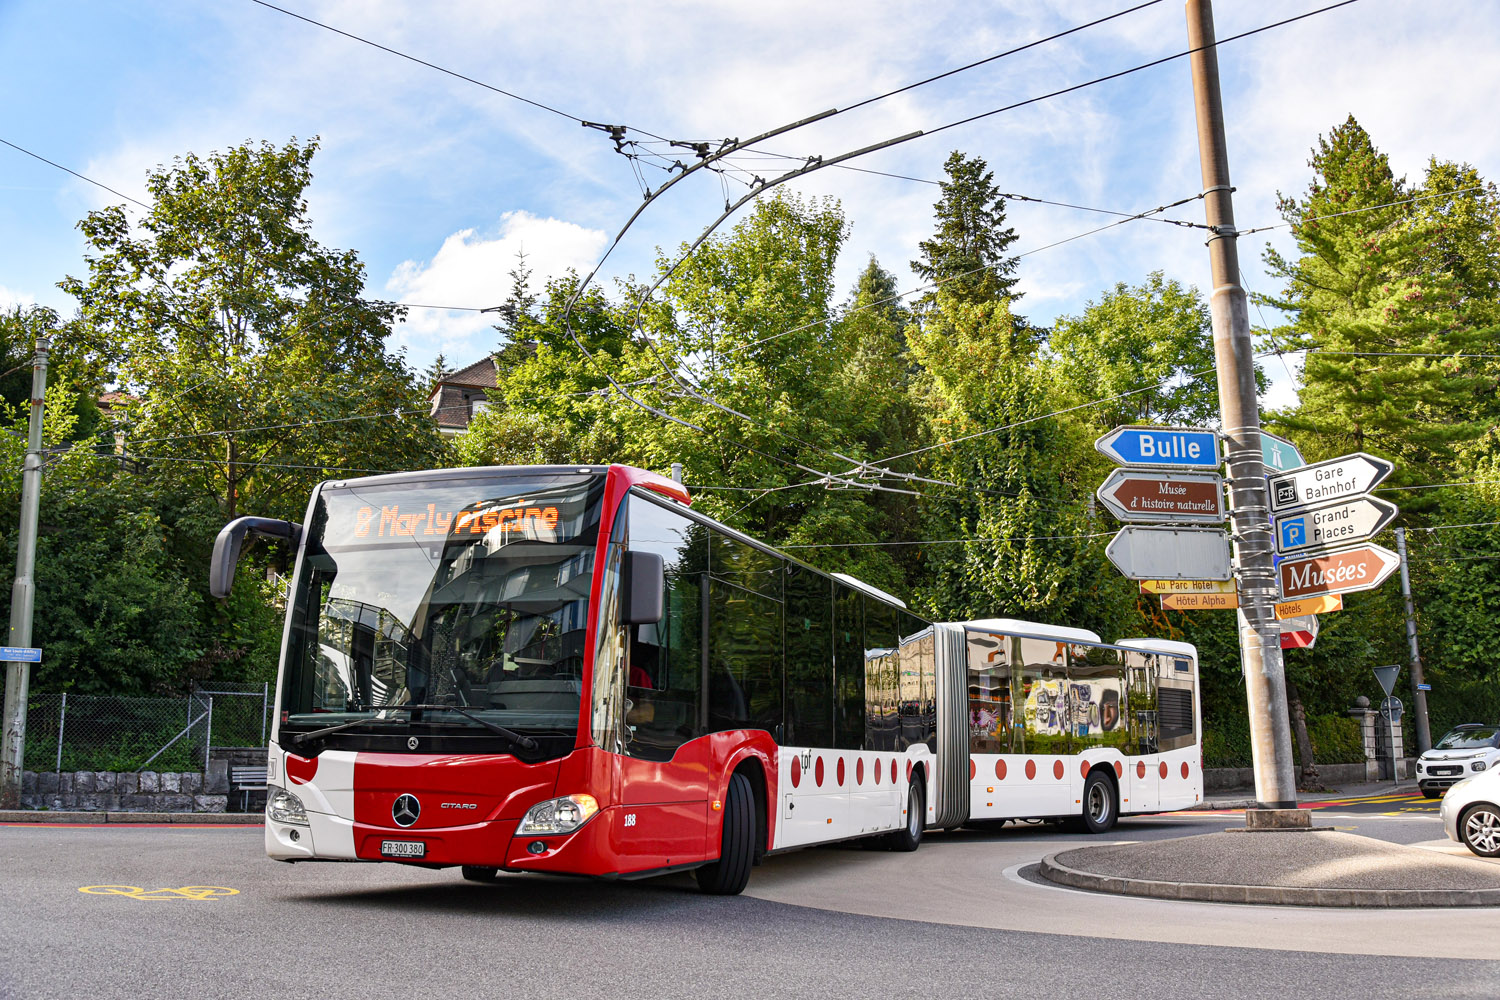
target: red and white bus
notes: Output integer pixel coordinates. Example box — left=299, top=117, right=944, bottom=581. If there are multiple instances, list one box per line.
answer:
left=211, top=463, right=1200, bottom=894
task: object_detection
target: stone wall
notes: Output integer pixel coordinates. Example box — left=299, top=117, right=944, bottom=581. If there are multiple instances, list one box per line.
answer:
left=20, top=767, right=229, bottom=813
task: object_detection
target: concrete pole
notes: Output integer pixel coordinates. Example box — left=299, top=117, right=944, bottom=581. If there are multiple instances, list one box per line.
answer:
left=1394, top=527, right=1432, bottom=753
left=1185, top=0, right=1297, bottom=807
left=670, top=462, right=684, bottom=484
left=1, top=334, right=51, bottom=808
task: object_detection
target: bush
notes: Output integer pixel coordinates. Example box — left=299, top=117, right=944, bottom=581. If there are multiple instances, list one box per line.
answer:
left=1203, top=710, right=1366, bottom=767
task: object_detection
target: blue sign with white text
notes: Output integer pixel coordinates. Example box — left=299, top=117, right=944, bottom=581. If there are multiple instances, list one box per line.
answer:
left=0, top=647, right=41, bottom=663
left=1095, top=426, right=1220, bottom=469
left=1279, top=516, right=1307, bottom=551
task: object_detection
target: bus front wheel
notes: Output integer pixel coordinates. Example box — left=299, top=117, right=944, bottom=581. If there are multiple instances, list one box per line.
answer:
left=695, top=772, right=756, bottom=895
left=1077, top=770, right=1118, bottom=834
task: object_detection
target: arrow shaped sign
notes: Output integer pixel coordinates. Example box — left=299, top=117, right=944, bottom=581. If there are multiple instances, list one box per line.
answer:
left=1267, top=452, right=1394, bottom=515
left=1277, top=543, right=1401, bottom=601
left=1096, top=469, right=1225, bottom=524
left=1105, top=526, right=1232, bottom=581
left=1094, top=425, right=1220, bottom=469
left=1273, top=495, right=1400, bottom=555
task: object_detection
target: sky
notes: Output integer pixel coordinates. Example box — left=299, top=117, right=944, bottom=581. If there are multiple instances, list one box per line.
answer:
left=2, top=0, right=1498, bottom=410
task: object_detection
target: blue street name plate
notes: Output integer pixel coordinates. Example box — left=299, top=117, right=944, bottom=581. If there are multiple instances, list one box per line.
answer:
left=0, top=647, right=41, bottom=663
left=1417, top=683, right=1432, bottom=691
left=1095, top=426, right=1220, bottom=469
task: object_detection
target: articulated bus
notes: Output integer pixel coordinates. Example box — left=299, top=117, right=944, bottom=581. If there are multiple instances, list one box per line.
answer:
left=211, top=463, right=1199, bottom=896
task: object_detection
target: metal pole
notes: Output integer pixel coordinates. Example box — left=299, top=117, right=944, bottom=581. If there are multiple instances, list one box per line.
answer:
left=1185, top=0, right=1296, bottom=808
left=205, top=696, right=214, bottom=773
left=670, top=462, right=683, bottom=484
left=260, top=681, right=268, bottom=746
left=1, top=334, right=51, bottom=808
left=55, top=692, right=66, bottom=775
left=1395, top=527, right=1432, bottom=753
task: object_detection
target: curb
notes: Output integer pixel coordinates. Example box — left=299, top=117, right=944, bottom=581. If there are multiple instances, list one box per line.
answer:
left=1038, top=852, right=1500, bottom=908
left=0, top=810, right=263, bottom=825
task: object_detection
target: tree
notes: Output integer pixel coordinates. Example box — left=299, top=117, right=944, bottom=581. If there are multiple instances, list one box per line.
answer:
left=60, top=138, right=440, bottom=523
left=1262, top=117, right=1497, bottom=490
left=424, top=352, right=449, bottom=388
left=0, top=305, right=102, bottom=442
left=911, top=152, right=1021, bottom=307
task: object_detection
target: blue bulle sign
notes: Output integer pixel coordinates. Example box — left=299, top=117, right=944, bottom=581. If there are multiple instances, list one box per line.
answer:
left=1094, top=426, right=1220, bottom=469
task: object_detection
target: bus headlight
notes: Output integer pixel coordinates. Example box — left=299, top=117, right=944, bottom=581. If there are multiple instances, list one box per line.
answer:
left=518, top=794, right=599, bottom=835
left=267, top=788, right=309, bottom=826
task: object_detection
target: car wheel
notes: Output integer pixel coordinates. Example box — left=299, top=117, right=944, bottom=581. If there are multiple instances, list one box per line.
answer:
left=695, top=772, right=755, bottom=895
left=461, top=866, right=500, bottom=883
left=1421, top=788, right=1442, bottom=800
left=1076, top=770, right=1118, bottom=834
left=1459, top=804, right=1500, bottom=858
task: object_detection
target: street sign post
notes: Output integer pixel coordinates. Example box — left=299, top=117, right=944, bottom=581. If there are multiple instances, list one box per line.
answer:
left=1373, top=663, right=1401, bottom=697
left=1260, top=431, right=1304, bottom=474
left=1094, top=425, right=1221, bottom=469
left=1095, top=469, right=1225, bottom=523
left=1138, top=579, right=1236, bottom=595
left=1105, top=526, right=1232, bottom=581
left=1267, top=452, right=1395, bottom=515
left=1274, top=594, right=1343, bottom=619
left=1161, top=592, right=1238, bottom=611
left=1273, top=496, right=1399, bottom=555
left=1277, top=543, right=1401, bottom=601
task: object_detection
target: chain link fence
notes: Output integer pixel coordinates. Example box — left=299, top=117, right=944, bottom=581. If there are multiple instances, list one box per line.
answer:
left=24, top=683, right=271, bottom=773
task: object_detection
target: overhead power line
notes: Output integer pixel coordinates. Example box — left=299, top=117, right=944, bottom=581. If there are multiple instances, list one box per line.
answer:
left=0, top=138, right=150, bottom=210
left=1239, top=185, right=1489, bottom=236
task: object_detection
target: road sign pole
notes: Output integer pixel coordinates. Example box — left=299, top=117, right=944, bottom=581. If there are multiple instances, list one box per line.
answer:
left=1395, top=527, right=1432, bottom=754
left=1187, top=0, right=1296, bottom=807
left=1, top=334, right=50, bottom=808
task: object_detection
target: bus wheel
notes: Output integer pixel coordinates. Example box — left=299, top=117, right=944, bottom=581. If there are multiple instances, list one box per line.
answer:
left=695, top=772, right=755, bottom=895
left=885, top=778, right=925, bottom=852
left=1078, top=770, right=1118, bottom=834
left=461, top=866, right=500, bottom=883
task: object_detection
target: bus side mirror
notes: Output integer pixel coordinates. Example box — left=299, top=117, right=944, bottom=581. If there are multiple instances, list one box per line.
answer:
left=210, top=517, right=304, bottom=599
left=620, top=551, right=664, bottom=625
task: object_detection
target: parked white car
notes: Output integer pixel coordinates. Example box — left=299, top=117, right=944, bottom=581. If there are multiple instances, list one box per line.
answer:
left=1416, top=725, right=1500, bottom=798
left=1440, top=766, right=1500, bottom=858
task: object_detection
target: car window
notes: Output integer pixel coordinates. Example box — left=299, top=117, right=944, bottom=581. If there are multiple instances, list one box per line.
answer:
left=1434, top=726, right=1500, bottom=750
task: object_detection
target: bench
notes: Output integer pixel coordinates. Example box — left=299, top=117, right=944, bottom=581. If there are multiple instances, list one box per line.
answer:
left=230, top=765, right=268, bottom=812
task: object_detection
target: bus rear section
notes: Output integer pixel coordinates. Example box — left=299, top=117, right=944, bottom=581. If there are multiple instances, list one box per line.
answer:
left=217, top=463, right=943, bottom=895
left=951, top=619, right=1202, bottom=831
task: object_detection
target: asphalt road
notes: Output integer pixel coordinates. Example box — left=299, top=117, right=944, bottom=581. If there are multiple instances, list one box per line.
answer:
left=2, top=790, right=1496, bottom=1000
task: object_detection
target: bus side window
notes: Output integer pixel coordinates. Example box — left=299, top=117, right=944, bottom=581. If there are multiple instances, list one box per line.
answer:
left=966, top=631, right=1012, bottom=754
left=1124, top=651, right=1157, bottom=755
left=863, top=598, right=899, bottom=751
left=833, top=584, right=864, bottom=750
left=1156, top=656, right=1196, bottom=751
left=707, top=531, right=784, bottom=735
left=898, top=613, right=932, bottom=752
left=785, top=565, right=833, bottom=748
left=1016, top=637, right=1069, bottom=755
left=1064, top=644, right=1125, bottom=751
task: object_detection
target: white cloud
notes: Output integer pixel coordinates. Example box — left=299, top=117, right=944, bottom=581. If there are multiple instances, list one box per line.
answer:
left=384, top=210, right=608, bottom=361
left=0, top=286, right=37, bottom=309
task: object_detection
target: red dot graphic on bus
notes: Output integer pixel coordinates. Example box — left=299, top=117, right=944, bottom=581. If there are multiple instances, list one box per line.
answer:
left=1182, top=761, right=1190, bottom=779
left=790, top=755, right=802, bottom=789
left=1025, top=759, right=1037, bottom=780
left=874, top=759, right=882, bottom=784
left=995, top=759, right=1006, bottom=780
left=285, top=753, right=318, bottom=786
left=1080, top=761, right=1091, bottom=779
left=838, top=758, right=846, bottom=786
left=1137, top=761, right=1146, bottom=779
left=892, top=758, right=900, bottom=784
left=858, top=759, right=865, bottom=785
left=1159, top=761, right=1169, bottom=779
left=1115, top=761, right=1124, bottom=779
left=906, top=760, right=913, bottom=782
left=969, top=759, right=976, bottom=780
left=1053, top=760, right=1065, bottom=780
left=815, top=756, right=825, bottom=787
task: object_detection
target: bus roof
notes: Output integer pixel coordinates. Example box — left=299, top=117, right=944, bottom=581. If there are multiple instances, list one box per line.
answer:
left=950, top=618, right=1102, bottom=643
left=1116, top=636, right=1199, bottom=659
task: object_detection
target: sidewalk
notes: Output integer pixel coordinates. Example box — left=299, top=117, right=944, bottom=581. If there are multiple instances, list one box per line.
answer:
left=0, top=810, right=262, bottom=825
left=1190, top=778, right=1420, bottom=811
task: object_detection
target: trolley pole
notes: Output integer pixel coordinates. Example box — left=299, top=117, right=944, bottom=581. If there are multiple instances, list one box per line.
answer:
left=1395, top=527, right=1432, bottom=753
left=1, top=333, right=51, bottom=808
left=1185, top=0, right=1296, bottom=807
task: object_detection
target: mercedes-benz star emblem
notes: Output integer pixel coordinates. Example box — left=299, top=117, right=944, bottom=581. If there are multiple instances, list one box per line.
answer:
left=407, top=736, right=419, bottom=750
left=392, top=794, right=420, bottom=827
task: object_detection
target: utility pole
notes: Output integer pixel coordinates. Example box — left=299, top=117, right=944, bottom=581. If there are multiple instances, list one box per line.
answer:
left=1394, top=527, right=1432, bottom=753
left=1186, top=0, right=1296, bottom=808
left=1, top=333, right=50, bottom=808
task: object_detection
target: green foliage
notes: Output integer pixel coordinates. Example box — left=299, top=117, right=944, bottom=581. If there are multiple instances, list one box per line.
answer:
left=912, top=151, right=1021, bottom=306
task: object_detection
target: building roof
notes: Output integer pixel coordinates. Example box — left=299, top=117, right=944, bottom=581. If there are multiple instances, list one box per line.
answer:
left=441, top=357, right=499, bottom=390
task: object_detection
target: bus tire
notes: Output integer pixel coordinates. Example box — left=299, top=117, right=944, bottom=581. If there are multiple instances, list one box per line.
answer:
left=695, top=771, right=755, bottom=895
left=461, top=866, right=500, bottom=883
left=885, top=777, right=925, bottom=852
left=1077, top=769, right=1118, bottom=834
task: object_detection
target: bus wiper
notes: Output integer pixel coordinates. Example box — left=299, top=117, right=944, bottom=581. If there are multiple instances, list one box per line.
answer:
left=383, top=704, right=539, bottom=750
left=287, top=706, right=537, bottom=750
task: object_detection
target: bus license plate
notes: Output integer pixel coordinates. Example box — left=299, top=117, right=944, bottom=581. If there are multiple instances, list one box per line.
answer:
left=381, top=840, right=426, bottom=858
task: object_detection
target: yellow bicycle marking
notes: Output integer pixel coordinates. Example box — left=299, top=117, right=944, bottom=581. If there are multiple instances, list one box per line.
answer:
left=79, top=885, right=239, bottom=901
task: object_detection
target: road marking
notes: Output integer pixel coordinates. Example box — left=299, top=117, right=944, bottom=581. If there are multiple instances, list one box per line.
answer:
left=78, top=885, right=239, bottom=901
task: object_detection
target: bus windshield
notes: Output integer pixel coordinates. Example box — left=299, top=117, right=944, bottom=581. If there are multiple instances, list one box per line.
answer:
left=279, top=471, right=606, bottom=748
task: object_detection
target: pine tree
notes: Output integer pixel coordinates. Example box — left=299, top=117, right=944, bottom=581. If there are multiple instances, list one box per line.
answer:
left=424, top=352, right=449, bottom=387
left=911, top=151, right=1020, bottom=306
left=494, top=249, right=538, bottom=348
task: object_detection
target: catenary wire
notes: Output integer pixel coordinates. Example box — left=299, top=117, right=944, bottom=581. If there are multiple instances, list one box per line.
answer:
left=1238, top=185, right=1489, bottom=236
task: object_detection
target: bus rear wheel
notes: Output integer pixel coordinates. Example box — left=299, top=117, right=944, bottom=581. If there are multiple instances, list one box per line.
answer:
left=695, top=772, right=756, bottom=895
left=461, top=866, right=500, bottom=883
left=885, top=777, right=925, bottom=852
left=1076, top=770, right=1118, bottom=834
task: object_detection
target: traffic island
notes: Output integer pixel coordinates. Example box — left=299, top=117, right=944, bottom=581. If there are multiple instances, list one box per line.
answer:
left=1040, top=830, right=1500, bottom=907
